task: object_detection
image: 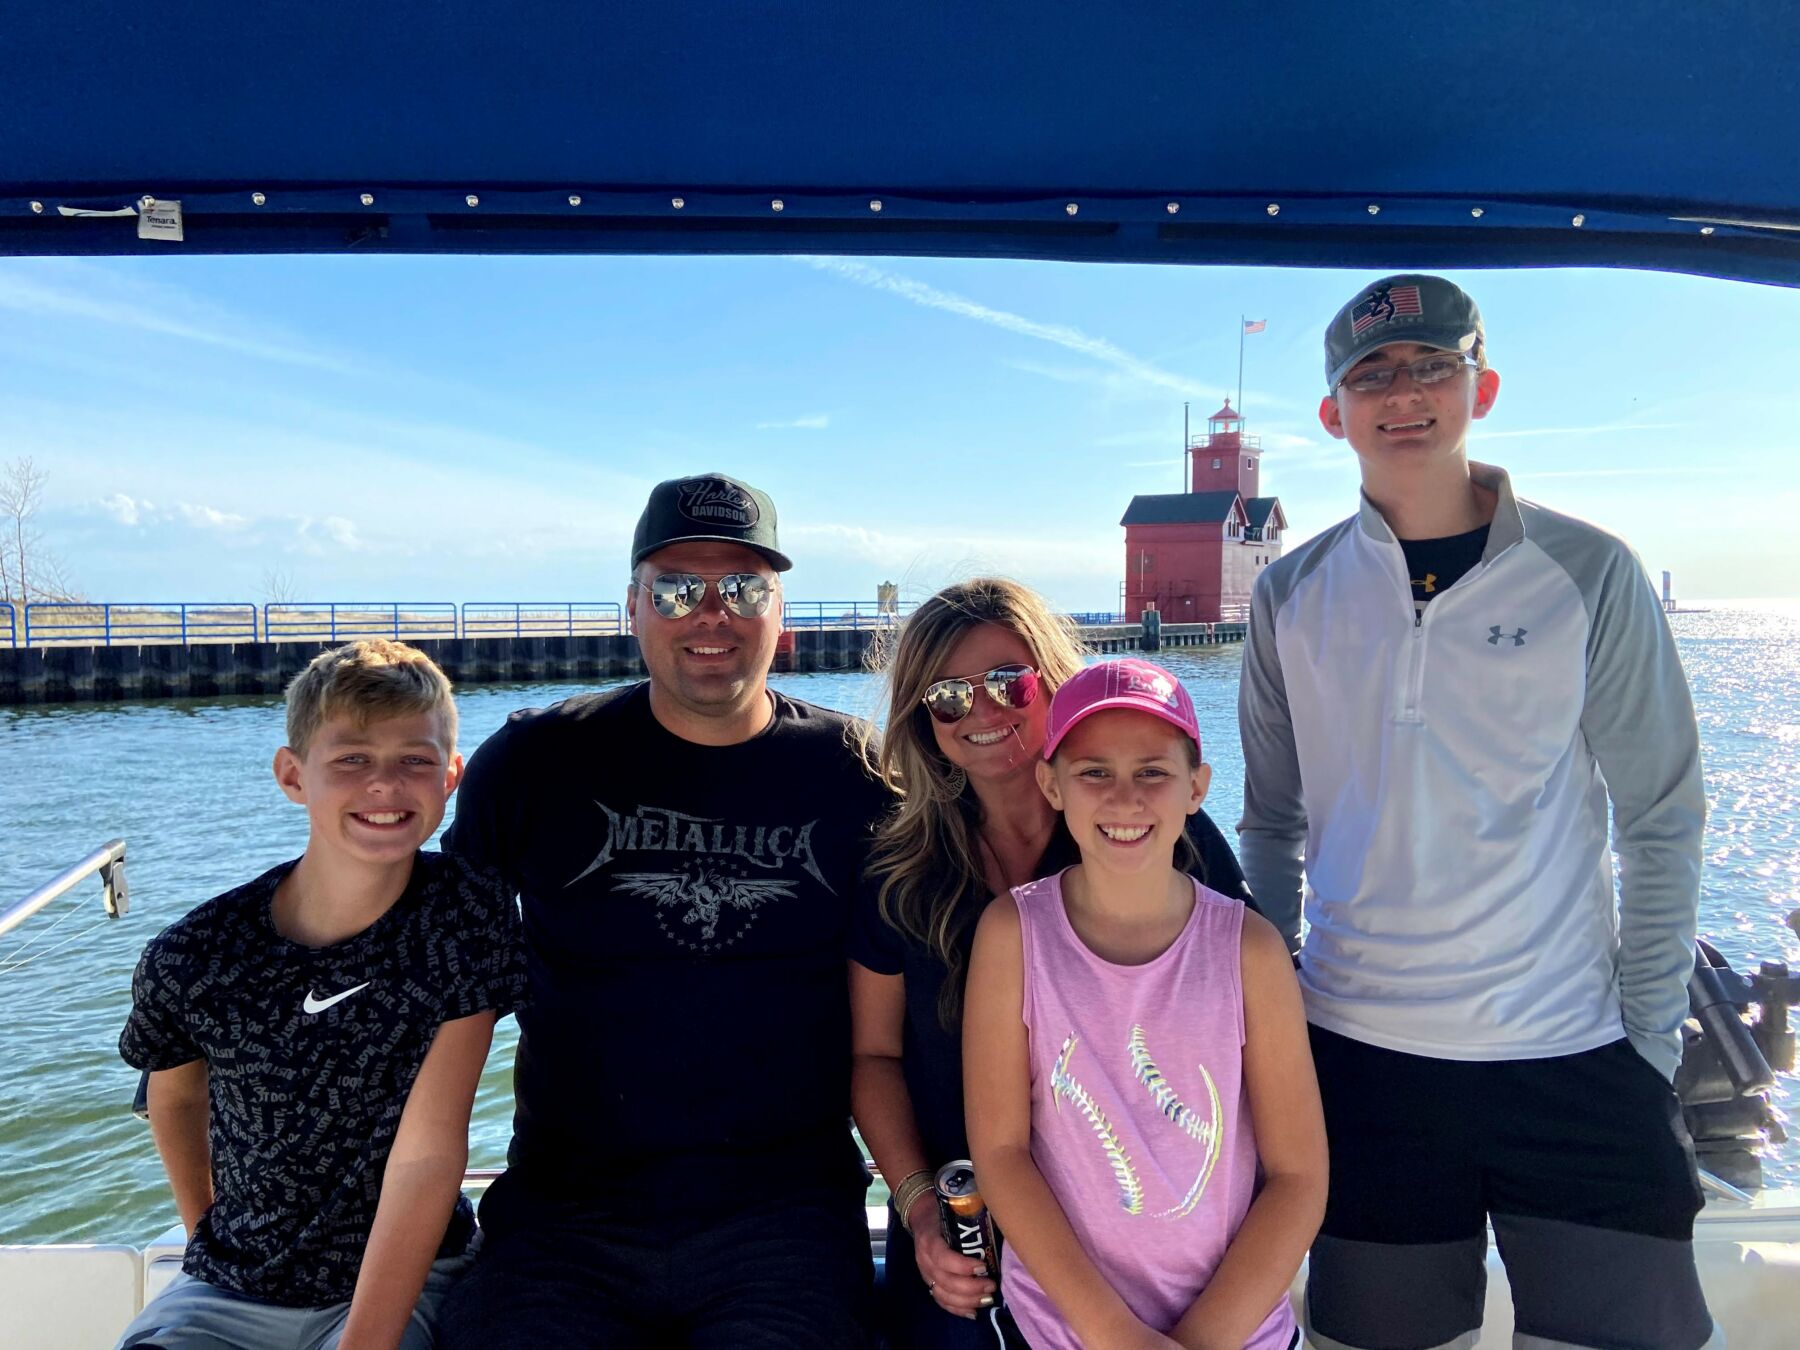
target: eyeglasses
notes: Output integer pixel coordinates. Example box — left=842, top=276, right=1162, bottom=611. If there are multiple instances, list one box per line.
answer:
left=1338, top=351, right=1475, bottom=395
left=921, top=664, right=1041, bottom=724
left=631, top=571, right=775, bottom=620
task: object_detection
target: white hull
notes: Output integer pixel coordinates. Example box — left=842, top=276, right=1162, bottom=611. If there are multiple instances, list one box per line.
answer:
left=6, top=1194, right=1800, bottom=1349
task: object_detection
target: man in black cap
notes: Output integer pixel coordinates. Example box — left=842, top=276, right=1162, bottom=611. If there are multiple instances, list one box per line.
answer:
left=440, top=473, right=888, bottom=1348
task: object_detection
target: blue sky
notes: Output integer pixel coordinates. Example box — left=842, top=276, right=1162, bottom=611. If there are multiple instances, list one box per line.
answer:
left=3, top=255, right=1796, bottom=611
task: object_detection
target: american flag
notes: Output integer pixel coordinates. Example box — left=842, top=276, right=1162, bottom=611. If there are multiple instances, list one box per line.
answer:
left=1350, top=284, right=1422, bottom=334
left=1242, top=318, right=1266, bottom=334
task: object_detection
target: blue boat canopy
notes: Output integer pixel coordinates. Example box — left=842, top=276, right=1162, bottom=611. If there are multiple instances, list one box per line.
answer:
left=5, top=2, right=1799, bottom=283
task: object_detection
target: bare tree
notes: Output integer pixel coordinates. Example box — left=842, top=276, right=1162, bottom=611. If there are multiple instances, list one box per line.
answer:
left=259, top=566, right=298, bottom=606
left=0, top=456, right=79, bottom=604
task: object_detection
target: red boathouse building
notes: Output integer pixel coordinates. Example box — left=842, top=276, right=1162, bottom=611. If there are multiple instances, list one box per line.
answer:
left=1121, top=401, right=1287, bottom=622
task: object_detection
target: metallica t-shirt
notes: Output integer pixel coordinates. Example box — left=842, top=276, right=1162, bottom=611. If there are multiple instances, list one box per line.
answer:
left=118, top=851, right=526, bottom=1307
left=443, top=682, right=890, bottom=1213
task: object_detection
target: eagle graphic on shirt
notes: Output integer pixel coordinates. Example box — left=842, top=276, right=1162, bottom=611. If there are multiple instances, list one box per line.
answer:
left=612, top=863, right=798, bottom=943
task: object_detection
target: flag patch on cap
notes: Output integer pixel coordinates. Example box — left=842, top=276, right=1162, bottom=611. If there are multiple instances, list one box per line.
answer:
left=1350, top=284, right=1423, bottom=334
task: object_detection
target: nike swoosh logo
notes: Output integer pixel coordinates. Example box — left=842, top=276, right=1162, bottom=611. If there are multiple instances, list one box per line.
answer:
left=302, top=982, right=371, bottom=1015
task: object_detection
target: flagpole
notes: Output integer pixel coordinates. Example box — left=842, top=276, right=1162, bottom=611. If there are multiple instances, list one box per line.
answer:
left=1237, top=315, right=1245, bottom=417
left=1182, top=401, right=1190, bottom=492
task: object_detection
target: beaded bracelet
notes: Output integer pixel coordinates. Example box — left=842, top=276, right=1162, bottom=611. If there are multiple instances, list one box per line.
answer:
left=890, top=1168, right=936, bottom=1234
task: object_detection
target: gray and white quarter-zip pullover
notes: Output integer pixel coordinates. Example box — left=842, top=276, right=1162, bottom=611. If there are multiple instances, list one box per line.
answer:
left=1238, top=462, right=1703, bottom=1080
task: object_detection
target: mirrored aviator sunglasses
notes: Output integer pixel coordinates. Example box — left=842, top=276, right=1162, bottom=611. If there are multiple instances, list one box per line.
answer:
left=640, top=571, right=774, bottom=620
left=921, top=664, right=1041, bottom=724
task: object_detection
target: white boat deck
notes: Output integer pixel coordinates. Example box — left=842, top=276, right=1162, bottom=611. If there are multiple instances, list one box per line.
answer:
left=7, top=1194, right=1800, bottom=1349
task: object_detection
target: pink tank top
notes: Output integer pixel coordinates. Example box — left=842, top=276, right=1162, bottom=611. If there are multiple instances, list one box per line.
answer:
left=1001, top=869, right=1295, bottom=1350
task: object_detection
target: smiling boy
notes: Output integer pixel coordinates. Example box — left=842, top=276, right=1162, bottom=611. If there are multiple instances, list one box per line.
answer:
left=1237, top=276, right=1715, bottom=1349
left=115, top=639, right=525, bottom=1350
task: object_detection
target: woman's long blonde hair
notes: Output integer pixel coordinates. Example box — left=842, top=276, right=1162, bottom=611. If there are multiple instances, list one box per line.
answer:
left=860, top=578, right=1086, bottom=1027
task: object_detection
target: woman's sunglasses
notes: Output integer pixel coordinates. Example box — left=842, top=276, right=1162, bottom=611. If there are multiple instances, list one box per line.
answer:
left=921, top=664, right=1041, bottom=724
left=632, top=571, right=775, bottom=620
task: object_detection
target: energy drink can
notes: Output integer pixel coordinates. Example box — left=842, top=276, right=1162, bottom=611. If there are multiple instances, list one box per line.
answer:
left=934, top=1160, right=1001, bottom=1280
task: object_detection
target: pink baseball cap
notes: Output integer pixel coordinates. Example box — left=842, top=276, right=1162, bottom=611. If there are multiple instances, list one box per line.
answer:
left=1043, top=658, right=1201, bottom=760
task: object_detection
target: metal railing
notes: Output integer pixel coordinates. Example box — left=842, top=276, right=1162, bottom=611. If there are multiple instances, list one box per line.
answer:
left=21, top=602, right=258, bottom=647
left=262, top=603, right=459, bottom=642
left=0, top=839, right=129, bottom=942
left=459, top=602, right=624, bottom=638
left=0, top=598, right=1184, bottom=646
left=780, top=601, right=915, bottom=630
left=1187, top=430, right=1262, bottom=452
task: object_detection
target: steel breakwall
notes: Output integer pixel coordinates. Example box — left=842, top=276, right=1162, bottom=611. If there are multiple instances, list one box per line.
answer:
left=0, top=621, right=1245, bottom=707
left=0, top=630, right=881, bottom=706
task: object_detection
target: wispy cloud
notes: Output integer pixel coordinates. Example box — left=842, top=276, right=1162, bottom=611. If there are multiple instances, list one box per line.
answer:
left=0, top=261, right=356, bottom=373
left=93, top=494, right=248, bottom=532
left=1471, top=420, right=1690, bottom=442
left=1093, top=428, right=1178, bottom=450
left=177, top=503, right=250, bottom=532
left=98, top=493, right=144, bottom=526
left=801, top=257, right=1242, bottom=404
left=790, top=520, right=1118, bottom=581
left=755, top=414, right=831, bottom=430
left=1519, top=466, right=1714, bottom=480
left=1260, top=430, right=1324, bottom=452
left=295, top=516, right=367, bottom=553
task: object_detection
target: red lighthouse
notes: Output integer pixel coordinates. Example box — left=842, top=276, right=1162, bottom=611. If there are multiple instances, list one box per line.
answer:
left=1120, top=401, right=1287, bottom=622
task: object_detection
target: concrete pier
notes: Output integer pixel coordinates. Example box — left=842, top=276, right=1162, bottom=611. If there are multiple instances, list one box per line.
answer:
left=0, top=619, right=1244, bottom=707
left=1079, top=621, right=1247, bottom=653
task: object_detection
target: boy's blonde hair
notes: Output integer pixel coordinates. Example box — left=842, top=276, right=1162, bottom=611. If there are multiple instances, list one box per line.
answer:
left=284, top=639, right=457, bottom=757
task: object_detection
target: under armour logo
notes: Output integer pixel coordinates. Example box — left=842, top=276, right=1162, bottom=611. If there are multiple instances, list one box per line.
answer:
left=1488, top=625, right=1528, bottom=647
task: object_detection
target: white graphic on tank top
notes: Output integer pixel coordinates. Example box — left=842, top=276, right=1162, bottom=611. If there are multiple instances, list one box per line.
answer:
left=1128, top=1025, right=1223, bottom=1219
left=1051, top=1025, right=1223, bottom=1221
left=1052, top=1034, right=1145, bottom=1214
left=611, top=862, right=798, bottom=950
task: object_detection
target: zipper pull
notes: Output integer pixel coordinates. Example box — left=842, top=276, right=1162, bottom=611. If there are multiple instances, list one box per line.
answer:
left=1414, top=607, right=1423, bottom=629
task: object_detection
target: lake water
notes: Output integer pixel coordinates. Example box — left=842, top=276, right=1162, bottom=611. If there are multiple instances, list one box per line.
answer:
left=3, top=609, right=1797, bottom=1243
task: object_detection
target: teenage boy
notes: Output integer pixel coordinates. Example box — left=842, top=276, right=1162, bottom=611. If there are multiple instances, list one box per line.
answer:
left=1237, top=275, right=1714, bottom=1350
left=438, top=473, right=891, bottom=1349
left=116, top=639, right=525, bottom=1350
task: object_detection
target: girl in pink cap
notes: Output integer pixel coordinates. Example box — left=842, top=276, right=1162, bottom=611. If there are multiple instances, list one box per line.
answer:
left=964, top=658, right=1325, bottom=1350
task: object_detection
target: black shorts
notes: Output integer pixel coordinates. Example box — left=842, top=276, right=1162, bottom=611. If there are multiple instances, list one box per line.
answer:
left=1306, top=1026, right=1713, bottom=1350
left=436, top=1170, right=875, bottom=1350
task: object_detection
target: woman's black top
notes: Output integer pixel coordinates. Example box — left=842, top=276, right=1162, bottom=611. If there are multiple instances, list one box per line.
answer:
left=849, top=808, right=1254, bottom=1171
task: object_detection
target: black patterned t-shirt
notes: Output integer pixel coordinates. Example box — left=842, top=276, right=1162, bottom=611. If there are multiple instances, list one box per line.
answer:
left=119, top=850, right=526, bottom=1307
